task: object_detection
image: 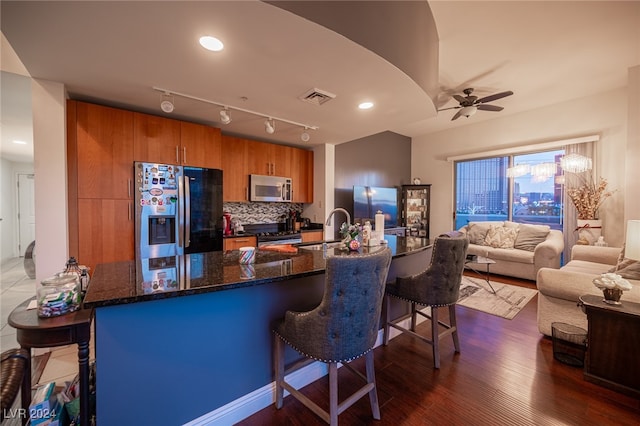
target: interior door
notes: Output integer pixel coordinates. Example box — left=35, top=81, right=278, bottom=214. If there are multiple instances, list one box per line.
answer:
left=18, top=173, right=36, bottom=256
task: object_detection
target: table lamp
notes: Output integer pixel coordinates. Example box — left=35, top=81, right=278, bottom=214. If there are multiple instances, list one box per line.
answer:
left=625, top=220, right=640, bottom=261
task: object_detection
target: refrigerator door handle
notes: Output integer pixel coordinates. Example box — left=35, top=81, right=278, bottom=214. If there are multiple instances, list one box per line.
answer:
left=178, top=175, right=185, bottom=249
left=184, top=175, right=191, bottom=248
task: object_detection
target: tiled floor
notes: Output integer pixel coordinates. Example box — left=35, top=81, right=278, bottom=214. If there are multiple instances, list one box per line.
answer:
left=1, top=257, right=87, bottom=399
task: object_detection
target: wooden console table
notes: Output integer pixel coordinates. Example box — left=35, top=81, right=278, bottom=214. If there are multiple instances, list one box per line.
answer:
left=579, top=294, right=640, bottom=398
left=8, top=298, right=93, bottom=425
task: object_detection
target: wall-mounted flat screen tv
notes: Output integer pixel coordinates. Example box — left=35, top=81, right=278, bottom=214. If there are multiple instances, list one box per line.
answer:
left=353, top=186, right=398, bottom=228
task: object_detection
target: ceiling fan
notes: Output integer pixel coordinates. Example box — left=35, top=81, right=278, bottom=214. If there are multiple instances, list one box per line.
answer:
left=438, top=88, right=514, bottom=121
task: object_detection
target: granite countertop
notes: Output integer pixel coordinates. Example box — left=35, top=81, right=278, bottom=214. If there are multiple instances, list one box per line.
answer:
left=83, top=235, right=431, bottom=309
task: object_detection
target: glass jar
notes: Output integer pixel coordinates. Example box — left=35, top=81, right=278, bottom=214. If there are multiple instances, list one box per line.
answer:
left=37, top=275, right=81, bottom=318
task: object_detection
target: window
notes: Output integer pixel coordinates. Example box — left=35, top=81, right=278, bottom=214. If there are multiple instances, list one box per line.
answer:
left=455, top=149, right=564, bottom=231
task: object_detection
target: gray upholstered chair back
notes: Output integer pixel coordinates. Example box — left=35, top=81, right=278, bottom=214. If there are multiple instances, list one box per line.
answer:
left=274, top=247, right=392, bottom=362
left=390, top=231, right=469, bottom=306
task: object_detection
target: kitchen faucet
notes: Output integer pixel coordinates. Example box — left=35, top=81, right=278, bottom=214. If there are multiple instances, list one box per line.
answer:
left=325, top=208, right=351, bottom=227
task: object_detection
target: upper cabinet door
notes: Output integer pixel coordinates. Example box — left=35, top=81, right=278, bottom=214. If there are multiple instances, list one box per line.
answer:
left=221, top=136, right=249, bottom=202
left=180, top=122, right=222, bottom=169
left=291, top=148, right=313, bottom=203
left=75, top=101, right=133, bottom=199
left=133, top=112, right=181, bottom=164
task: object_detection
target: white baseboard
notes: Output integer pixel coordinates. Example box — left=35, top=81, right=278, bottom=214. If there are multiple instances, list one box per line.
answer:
left=183, top=308, right=430, bottom=426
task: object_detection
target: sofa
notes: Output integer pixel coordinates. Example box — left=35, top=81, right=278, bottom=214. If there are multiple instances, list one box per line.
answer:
left=458, top=221, right=564, bottom=281
left=537, top=245, right=640, bottom=336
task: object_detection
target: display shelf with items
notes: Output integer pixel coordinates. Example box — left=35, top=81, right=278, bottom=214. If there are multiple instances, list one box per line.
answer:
left=401, top=184, right=431, bottom=238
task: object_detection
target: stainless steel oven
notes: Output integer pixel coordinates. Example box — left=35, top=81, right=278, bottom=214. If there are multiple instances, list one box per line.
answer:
left=256, top=232, right=302, bottom=247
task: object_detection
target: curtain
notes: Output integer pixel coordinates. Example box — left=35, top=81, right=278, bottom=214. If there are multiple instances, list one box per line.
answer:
left=562, top=141, right=596, bottom=263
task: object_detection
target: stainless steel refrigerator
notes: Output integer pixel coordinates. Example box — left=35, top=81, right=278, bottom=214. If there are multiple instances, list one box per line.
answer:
left=135, top=162, right=223, bottom=261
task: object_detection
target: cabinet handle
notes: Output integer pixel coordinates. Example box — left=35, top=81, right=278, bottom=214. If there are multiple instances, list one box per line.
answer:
left=176, top=146, right=179, bottom=163
left=183, top=147, right=187, bottom=164
left=128, top=179, right=132, bottom=198
left=128, top=202, right=132, bottom=221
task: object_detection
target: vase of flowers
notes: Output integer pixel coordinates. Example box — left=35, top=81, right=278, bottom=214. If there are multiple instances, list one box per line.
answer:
left=567, top=174, right=615, bottom=245
left=339, top=222, right=361, bottom=251
left=593, top=273, right=632, bottom=305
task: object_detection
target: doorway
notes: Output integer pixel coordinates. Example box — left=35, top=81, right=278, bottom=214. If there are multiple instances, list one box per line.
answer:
left=17, top=173, right=35, bottom=257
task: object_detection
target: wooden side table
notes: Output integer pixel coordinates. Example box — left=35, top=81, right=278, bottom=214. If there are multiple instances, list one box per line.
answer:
left=579, top=294, right=640, bottom=398
left=8, top=298, right=93, bottom=425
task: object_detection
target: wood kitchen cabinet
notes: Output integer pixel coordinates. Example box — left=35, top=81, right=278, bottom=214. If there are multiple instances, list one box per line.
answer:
left=301, top=230, right=323, bottom=243
left=180, top=122, right=222, bottom=169
left=222, top=136, right=250, bottom=202
left=291, top=148, right=313, bottom=203
left=247, top=139, right=291, bottom=177
left=74, top=101, right=134, bottom=199
left=68, top=100, right=135, bottom=271
left=77, top=198, right=135, bottom=272
left=133, top=113, right=222, bottom=168
left=223, top=236, right=257, bottom=251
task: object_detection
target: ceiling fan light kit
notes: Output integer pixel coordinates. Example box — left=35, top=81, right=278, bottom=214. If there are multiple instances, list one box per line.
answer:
left=438, top=87, right=513, bottom=121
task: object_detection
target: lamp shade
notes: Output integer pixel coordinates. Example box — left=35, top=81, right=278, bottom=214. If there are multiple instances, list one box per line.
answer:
left=625, top=220, right=640, bottom=261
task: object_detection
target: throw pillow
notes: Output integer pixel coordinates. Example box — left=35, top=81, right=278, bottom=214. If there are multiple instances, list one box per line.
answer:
left=484, top=225, right=518, bottom=249
left=503, top=220, right=520, bottom=229
left=466, top=222, right=494, bottom=245
left=612, top=260, right=640, bottom=281
left=514, top=224, right=551, bottom=252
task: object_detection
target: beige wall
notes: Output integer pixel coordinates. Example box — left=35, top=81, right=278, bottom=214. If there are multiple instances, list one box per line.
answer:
left=32, top=78, right=68, bottom=281
left=412, top=85, right=635, bottom=247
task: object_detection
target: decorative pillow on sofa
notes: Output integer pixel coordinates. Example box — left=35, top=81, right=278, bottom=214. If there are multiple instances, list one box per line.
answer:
left=484, top=225, right=518, bottom=249
left=514, top=224, right=551, bottom=252
left=466, top=222, right=494, bottom=245
left=609, top=260, right=640, bottom=280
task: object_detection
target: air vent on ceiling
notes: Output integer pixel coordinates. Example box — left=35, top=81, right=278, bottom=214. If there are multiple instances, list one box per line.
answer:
left=299, top=88, right=336, bottom=106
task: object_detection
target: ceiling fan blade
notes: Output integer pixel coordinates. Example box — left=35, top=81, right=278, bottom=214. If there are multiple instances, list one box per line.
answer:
left=437, top=106, right=462, bottom=112
left=477, top=104, right=504, bottom=112
left=476, top=90, right=514, bottom=104
left=453, top=94, right=467, bottom=104
left=451, top=109, right=465, bottom=121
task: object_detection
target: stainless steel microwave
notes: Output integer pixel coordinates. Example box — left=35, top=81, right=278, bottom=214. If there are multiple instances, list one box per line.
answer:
left=249, top=174, right=292, bottom=202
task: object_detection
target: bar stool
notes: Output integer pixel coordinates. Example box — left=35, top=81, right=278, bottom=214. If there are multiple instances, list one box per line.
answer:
left=383, top=231, right=468, bottom=368
left=273, top=247, right=392, bottom=425
left=1, top=348, right=29, bottom=422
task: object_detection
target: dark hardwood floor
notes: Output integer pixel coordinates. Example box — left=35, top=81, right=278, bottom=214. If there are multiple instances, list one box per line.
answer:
left=237, top=273, right=640, bottom=425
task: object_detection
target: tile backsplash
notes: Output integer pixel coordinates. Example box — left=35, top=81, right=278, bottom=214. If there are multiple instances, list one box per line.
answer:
left=223, top=202, right=303, bottom=224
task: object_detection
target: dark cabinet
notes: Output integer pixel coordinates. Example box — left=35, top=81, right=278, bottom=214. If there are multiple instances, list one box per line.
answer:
left=400, top=184, right=431, bottom=238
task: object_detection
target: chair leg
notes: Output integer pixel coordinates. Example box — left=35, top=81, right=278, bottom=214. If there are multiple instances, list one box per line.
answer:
left=274, top=335, right=285, bottom=409
left=365, top=351, right=381, bottom=420
left=383, top=295, right=391, bottom=346
left=431, top=306, right=440, bottom=369
left=449, top=304, right=460, bottom=353
left=329, top=363, right=338, bottom=426
left=410, top=302, right=417, bottom=331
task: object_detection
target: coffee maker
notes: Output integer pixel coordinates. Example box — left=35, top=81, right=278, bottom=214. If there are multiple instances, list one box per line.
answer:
left=222, top=212, right=233, bottom=236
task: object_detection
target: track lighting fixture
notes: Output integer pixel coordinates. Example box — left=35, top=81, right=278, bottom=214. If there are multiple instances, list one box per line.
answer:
left=219, top=108, right=231, bottom=124
left=160, top=93, right=174, bottom=113
left=300, top=127, right=310, bottom=142
left=265, top=118, right=275, bottom=134
left=152, top=87, right=319, bottom=136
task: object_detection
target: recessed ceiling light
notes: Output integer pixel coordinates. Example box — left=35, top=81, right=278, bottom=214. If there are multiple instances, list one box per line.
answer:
left=199, top=36, right=224, bottom=52
left=13, top=140, right=27, bottom=145
left=358, top=102, right=374, bottom=110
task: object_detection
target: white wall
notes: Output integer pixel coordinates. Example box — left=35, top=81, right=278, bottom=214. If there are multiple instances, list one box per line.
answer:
left=412, top=86, right=634, bottom=247
left=0, top=159, right=34, bottom=262
left=625, top=66, right=640, bottom=223
left=32, top=78, right=68, bottom=281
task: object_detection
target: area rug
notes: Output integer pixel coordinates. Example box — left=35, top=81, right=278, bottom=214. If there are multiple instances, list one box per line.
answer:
left=457, top=277, right=537, bottom=320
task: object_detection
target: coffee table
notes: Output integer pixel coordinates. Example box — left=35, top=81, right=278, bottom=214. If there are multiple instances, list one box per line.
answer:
left=464, top=255, right=496, bottom=294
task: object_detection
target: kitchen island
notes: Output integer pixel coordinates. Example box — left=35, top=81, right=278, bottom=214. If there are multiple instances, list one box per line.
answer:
left=84, top=235, right=432, bottom=425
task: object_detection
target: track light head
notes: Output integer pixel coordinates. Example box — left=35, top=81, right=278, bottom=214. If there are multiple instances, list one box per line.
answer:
left=219, top=108, right=231, bottom=124
left=301, top=127, right=310, bottom=142
left=265, top=118, right=275, bottom=134
left=160, top=92, right=174, bottom=113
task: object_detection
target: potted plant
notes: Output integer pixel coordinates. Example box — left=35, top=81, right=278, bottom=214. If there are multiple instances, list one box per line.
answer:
left=566, top=174, right=615, bottom=244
